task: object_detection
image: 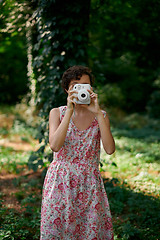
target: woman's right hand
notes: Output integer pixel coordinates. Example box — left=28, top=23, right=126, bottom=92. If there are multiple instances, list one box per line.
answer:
left=66, top=85, right=78, bottom=112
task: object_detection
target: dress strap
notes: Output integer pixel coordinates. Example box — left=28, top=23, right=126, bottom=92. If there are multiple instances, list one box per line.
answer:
left=101, top=110, right=107, bottom=118
left=59, top=106, right=67, bottom=121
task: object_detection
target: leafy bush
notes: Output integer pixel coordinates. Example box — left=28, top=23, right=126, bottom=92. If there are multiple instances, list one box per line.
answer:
left=0, top=207, right=40, bottom=240
left=147, top=90, right=160, bottom=119
left=98, top=83, right=124, bottom=108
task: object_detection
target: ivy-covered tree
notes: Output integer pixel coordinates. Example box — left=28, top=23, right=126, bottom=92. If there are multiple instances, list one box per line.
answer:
left=28, top=0, right=91, bottom=171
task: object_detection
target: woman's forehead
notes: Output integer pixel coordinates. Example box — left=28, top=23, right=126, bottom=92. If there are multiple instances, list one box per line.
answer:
left=70, top=75, right=90, bottom=85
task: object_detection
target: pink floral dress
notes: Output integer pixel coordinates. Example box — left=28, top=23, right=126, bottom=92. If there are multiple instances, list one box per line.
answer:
left=40, top=106, right=114, bottom=240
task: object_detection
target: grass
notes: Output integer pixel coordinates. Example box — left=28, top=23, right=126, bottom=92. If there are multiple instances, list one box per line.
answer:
left=0, top=146, right=30, bottom=173
left=0, top=104, right=160, bottom=240
left=100, top=112, right=160, bottom=239
left=101, top=137, right=160, bottom=192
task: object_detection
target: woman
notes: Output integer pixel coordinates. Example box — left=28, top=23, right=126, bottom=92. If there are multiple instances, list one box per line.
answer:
left=40, top=65, right=115, bottom=240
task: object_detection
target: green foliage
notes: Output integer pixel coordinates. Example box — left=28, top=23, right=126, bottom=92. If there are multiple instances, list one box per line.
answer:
left=98, top=83, right=124, bottom=108
left=89, top=0, right=160, bottom=113
left=0, top=197, right=41, bottom=240
left=0, top=146, right=29, bottom=173
left=0, top=0, right=31, bottom=103
left=147, top=90, right=160, bottom=118
left=147, top=76, right=160, bottom=118
left=105, top=179, right=160, bottom=240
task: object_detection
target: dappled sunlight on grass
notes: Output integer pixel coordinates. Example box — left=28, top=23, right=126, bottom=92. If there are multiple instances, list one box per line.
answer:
left=100, top=118, right=160, bottom=239
left=0, top=146, right=31, bottom=174
left=101, top=115, right=160, bottom=238
left=101, top=135, right=160, bottom=197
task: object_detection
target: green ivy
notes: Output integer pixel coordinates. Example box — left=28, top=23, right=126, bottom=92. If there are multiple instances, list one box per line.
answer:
left=28, top=0, right=91, bottom=171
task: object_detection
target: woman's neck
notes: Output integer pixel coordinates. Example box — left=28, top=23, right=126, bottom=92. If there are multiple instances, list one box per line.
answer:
left=72, top=105, right=94, bottom=120
left=74, top=105, right=87, bottom=114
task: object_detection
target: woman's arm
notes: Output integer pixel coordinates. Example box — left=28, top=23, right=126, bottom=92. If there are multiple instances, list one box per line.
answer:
left=82, top=89, right=115, bottom=155
left=49, top=85, right=77, bottom=152
left=49, top=108, right=73, bottom=152
left=96, top=111, right=115, bottom=155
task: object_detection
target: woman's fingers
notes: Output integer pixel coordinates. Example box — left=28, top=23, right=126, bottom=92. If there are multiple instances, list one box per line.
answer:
left=91, top=93, right=98, bottom=99
left=67, top=85, right=79, bottom=109
left=71, top=100, right=76, bottom=106
left=66, top=85, right=74, bottom=94
left=68, top=85, right=78, bottom=96
left=87, top=89, right=98, bottom=97
left=67, top=94, right=78, bottom=105
left=87, top=89, right=93, bottom=94
left=88, top=89, right=98, bottom=99
left=69, top=94, right=78, bottom=101
left=69, top=90, right=78, bottom=96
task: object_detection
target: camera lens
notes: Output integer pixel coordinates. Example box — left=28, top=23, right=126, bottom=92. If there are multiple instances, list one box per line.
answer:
left=78, top=89, right=89, bottom=103
left=81, top=93, right=86, bottom=98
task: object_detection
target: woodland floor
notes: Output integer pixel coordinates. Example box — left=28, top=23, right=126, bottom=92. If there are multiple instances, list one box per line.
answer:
left=0, top=104, right=160, bottom=240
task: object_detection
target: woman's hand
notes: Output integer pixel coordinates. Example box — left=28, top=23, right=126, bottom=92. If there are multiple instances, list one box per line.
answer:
left=66, top=85, right=78, bottom=112
left=82, top=88, right=101, bottom=116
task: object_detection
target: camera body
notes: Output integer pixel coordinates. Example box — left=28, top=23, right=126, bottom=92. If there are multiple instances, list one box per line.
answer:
left=73, top=84, right=91, bottom=104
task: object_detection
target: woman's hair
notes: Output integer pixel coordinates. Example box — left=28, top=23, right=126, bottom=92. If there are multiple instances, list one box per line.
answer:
left=61, top=65, right=94, bottom=91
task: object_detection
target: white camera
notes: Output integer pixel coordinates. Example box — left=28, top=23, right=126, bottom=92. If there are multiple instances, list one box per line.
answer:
left=73, top=84, right=91, bottom=104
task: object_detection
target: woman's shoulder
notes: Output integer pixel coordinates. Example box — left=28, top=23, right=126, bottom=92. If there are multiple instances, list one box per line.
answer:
left=50, top=105, right=67, bottom=112
left=50, top=106, right=67, bottom=121
left=49, top=108, right=60, bottom=121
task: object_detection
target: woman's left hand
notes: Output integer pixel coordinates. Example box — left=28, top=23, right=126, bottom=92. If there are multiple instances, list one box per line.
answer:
left=81, top=88, right=101, bottom=116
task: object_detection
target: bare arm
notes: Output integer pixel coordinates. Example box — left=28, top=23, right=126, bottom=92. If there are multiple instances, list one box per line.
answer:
left=96, top=111, right=115, bottom=155
left=49, top=108, right=73, bottom=152
left=82, top=89, right=115, bottom=155
left=49, top=85, right=77, bottom=152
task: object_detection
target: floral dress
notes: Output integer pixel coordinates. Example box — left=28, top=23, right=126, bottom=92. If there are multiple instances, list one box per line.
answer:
left=40, top=106, right=114, bottom=240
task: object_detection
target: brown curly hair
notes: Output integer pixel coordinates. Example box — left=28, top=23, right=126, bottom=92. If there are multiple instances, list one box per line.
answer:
left=61, top=65, right=94, bottom=92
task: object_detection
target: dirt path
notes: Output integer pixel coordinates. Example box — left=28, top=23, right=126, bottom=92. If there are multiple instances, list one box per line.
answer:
left=0, top=169, right=43, bottom=211
left=0, top=111, right=41, bottom=211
